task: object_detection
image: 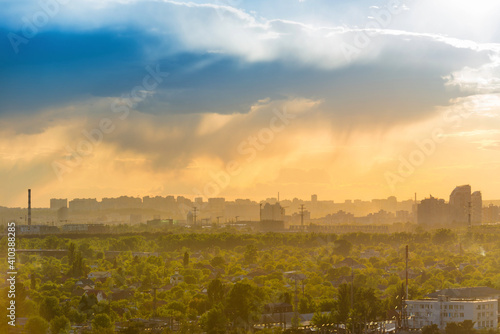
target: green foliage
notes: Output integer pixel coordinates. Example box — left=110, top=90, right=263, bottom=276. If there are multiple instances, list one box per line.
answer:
left=210, top=256, right=226, bottom=268
left=92, top=313, right=113, bottom=332
left=422, top=324, right=439, bottom=334
left=68, top=242, right=76, bottom=263
left=226, top=282, right=262, bottom=330
left=200, top=304, right=228, bottom=334
left=40, top=296, right=61, bottom=321
left=333, top=239, right=352, bottom=256
left=69, top=251, right=87, bottom=278
left=445, top=320, right=476, bottom=334
left=433, top=229, right=457, bottom=244
left=311, top=311, right=335, bottom=328
left=50, top=315, right=71, bottom=334
left=25, top=316, right=49, bottom=334
left=208, top=279, right=225, bottom=306
left=244, top=244, right=258, bottom=264
left=13, top=229, right=500, bottom=332
left=167, top=301, right=187, bottom=313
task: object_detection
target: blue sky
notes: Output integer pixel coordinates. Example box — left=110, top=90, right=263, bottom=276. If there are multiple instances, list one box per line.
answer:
left=1, top=0, right=500, bottom=207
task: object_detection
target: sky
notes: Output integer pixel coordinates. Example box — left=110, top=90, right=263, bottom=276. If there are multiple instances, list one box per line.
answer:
left=1, top=0, right=500, bottom=207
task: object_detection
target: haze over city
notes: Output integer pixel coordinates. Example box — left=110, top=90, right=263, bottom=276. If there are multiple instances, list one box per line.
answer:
left=4, top=1, right=500, bottom=333
left=1, top=0, right=500, bottom=208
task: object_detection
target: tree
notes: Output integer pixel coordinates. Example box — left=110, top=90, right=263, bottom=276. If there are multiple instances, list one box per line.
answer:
left=92, top=313, right=113, bottom=333
left=119, top=321, right=144, bottom=334
left=422, top=324, right=439, bottom=334
left=226, top=282, right=261, bottom=330
left=200, top=304, right=228, bottom=334
left=351, top=287, right=381, bottom=329
left=433, top=229, right=456, bottom=244
left=68, top=242, right=76, bottom=263
left=40, top=296, right=61, bottom=321
left=50, top=315, right=70, bottom=334
left=210, top=256, right=225, bottom=268
left=79, top=294, right=98, bottom=316
left=25, top=316, right=49, bottom=334
left=244, top=244, right=258, bottom=264
left=207, top=279, right=225, bottom=306
left=69, top=251, right=86, bottom=278
left=311, top=312, right=335, bottom=331
left=334, top=284, right=351, bottom=324
left=30, top=273, right=37, bottom=290
left=183, top=251, right=190, bottom=267
left=333, top=239, right=352, bottom=256
left=445, top=320, right=476, bottom=334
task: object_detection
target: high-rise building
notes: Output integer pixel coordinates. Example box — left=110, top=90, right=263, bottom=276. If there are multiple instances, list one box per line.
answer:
left=483, top=205, right=499, bottom=224
left=471, top=191, right=482, bottom=225
left=417, top=196, right=449, bottom=225
left=69, top=198, right=99, bottom=211
left=449, top=185, right=471, bottom=225
left=311, top=194, right=317, bottom=202
left=261, top=203, right=284, bottom=221
left=259, top=202, right=285, bottom=231
left=101, top=196, right=142, bottom=210
left=50, top=198, right=68, bottom=210
left=207, top=198, right=225, bottom=219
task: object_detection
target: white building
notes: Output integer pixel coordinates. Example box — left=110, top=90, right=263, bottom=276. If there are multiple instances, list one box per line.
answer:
left=407, top=295, right=498, bottom=330
left=17, top=225, right=59, bottom=235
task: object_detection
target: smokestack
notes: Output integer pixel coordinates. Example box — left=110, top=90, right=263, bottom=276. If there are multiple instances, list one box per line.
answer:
left=28, top=189, right=31, bottom=226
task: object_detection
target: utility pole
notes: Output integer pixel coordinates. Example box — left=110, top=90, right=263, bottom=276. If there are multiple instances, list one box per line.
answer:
left=403, top=245, right=409, bottom=330
left=351, top=259, right=354, bottom=334
left=152, top=287, right=157, bottom=318
left=28, top=189, right=31, bottom=226
left=216, top=216, right=222, bottom=225
left=299, top=204, right=305, bottom=227
left=293, top=275, right=299, bottom=330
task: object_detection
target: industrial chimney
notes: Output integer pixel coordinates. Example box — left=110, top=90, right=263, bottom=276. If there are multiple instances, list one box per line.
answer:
left=28, top=189, right=31, bottom=226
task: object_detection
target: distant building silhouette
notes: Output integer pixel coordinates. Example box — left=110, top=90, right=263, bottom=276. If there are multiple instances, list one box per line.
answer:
left=57, top=207, right=69, bottom=222
left=449, top=185, right=471, bottom=225
left=50, top=198, right=67, bottom=210
left=186, top=211, right=194, bottom=226
left=69, top=198, right=98, bottom=211
left=259, top=203, right=285, bottom=231
left=471, top=191, right=482, bottom=225
left=483, top=204, right=499, bottom=223
left=417, top=195, right=449, bottom=225
left=261, top=203, right=284, bottom=221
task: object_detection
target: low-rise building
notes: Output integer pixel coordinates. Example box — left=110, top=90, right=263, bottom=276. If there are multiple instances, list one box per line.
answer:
left=17, top=225, right=59, bottom=235
left=170, top=269, right=184, bottom=286
left=407, top=291, right=498, bottom=330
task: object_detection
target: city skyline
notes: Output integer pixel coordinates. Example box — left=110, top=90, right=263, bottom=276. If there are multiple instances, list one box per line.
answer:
left=2, top=0, right=500, bottom=207
left=4, top=186, right=500, bottom=210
